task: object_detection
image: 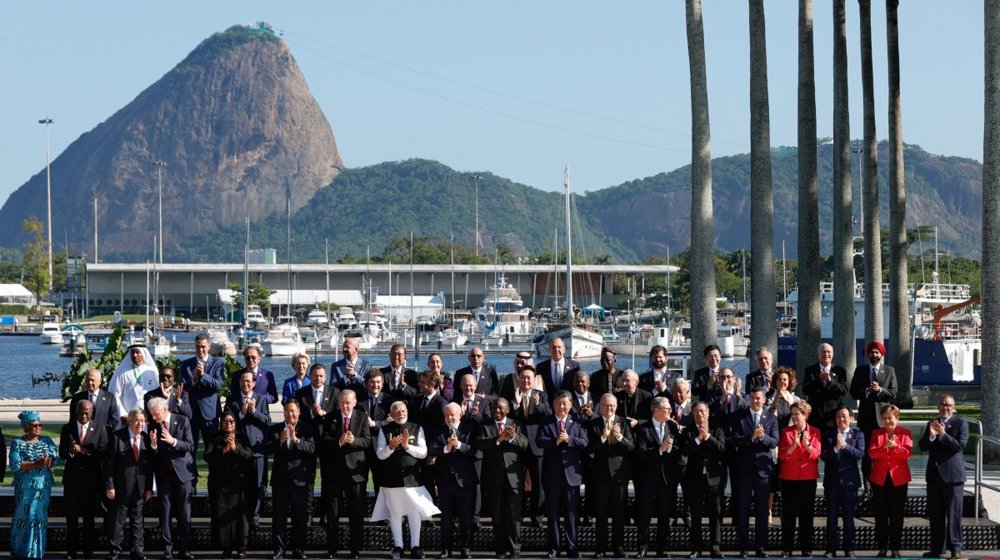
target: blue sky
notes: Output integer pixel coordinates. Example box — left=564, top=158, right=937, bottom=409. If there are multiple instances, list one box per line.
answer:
left=0, top=2, right=983, bottom=207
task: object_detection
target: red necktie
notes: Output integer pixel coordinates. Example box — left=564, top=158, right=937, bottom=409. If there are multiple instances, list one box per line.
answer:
left=79, top=426, right=87, bottom=444
left=559, top=419, right=565, bottom=432
left=132, top=435, right=140, bottom=461
left=343, top=416, right=350, bottom=432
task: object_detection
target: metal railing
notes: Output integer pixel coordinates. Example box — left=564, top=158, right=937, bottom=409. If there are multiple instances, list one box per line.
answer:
left=971, top=419, right=1000, bottom=520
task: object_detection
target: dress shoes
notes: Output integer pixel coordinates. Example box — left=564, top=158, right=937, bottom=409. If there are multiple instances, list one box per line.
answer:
left=130, top=555, right=147, bottom=560
left=391, top=548, right=403, bottom=559
left=923, top=554, right=943, bottom=559
left=411, top=548, right=425, bottom=559
left=179, top=553, right=194, bottom=560
left=237, top=553, right=247, bottom=560
left=567, top=552, right=581, bottom=559
left=163, top=553, right=173, bottom=560
left=755, top=551, right=768, bottom=558
left=109, top=555, right=120, bottom=560
left=291, top=552, right=308, bottom=560
left=801, top=552, right=813, bottom=558
left=950, top=550, right=963, bottom=559
left=737, top=552, right=749, bottom=558
left=688, top=552, right=702, bottom=558
left=710, top=550, right=724, bottom=559
left=891, top=551, right=901, bottom=558
left=437, top=552, right=450, bottom=559
left=593, top=553, right=605, bottom=559
left=547, top=551, right=558, bottom=559
left=273, top=552, right=284, bottom=560
left=876, top=552, right=887, bottom=558
left=635, top=546, right=648, bottom=558
left=349, top=554, right=361, bottom=560
left=823, top=552, right=835, bottom=558
left=614, top=549, right=626, bottom=558
left=67, top=554, right=76, bottom=560
left=842, top=552, right=854, bottom=558
left=459, top=549, right=471, bottom=559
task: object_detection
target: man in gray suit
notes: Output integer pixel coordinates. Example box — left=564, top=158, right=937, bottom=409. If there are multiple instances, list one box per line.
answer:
left=148, top=397, right=197, bottom=560
left=849, top=340, right=897, bottom=487
left=918, top=394, right=969, bottom=559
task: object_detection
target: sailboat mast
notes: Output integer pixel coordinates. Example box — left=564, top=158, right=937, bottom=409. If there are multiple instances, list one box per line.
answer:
left=564, top=166, right=574, bottom=356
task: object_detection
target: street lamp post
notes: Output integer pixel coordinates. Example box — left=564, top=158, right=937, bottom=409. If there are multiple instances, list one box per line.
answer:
left=472, top=174, right=484, bottom=257
left=154, top=160, right=167, bottom=263
left=38, top=117, right=54, bottom=291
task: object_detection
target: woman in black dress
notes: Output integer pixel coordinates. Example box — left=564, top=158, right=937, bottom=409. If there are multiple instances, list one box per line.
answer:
left=205, top=410, right=254, bottom=558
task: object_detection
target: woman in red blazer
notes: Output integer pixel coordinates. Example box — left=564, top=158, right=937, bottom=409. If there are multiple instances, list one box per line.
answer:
left=778, top=400, right=822, bottom=556
left=867, top=404, right=912, bottom=557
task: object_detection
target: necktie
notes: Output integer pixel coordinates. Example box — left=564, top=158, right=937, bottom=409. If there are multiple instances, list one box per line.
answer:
left=559, top=418, right=565, bottom=432
left=871, top=366, right=878, bottom=383
left=675, top=404, right=682, bottom=419
left=658, top=422, right=665, bottom=443
left=753, top=412, right=760, bottom=426
left=80, top=425, right=87, bottom=444
left=343, top=416, right=350, bottom=431
left=286, top=426, right=293, bottom=449
left=132, top=435, right=140, bottom=461
left=523, top=394, right=530, bottom=414
left=607, top=418, right=613, bottom=445
left=497, top=421, right=504, bottom=434
left=89, top=392, right=96, bottom=405
left=555, top=363, right=562, bottom=387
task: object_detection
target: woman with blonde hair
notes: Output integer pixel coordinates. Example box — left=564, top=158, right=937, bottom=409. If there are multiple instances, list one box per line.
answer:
left=868, top=404, right=912, bottom=557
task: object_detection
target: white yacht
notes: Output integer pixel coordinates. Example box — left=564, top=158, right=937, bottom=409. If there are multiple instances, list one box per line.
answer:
left=474, top=275, right=536, bottom=343
left=262, top=317, right=307, bottom=357
left=39, top=322, right=62, bottom=345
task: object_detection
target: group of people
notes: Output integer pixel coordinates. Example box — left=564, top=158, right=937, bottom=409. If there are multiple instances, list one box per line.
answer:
left=6, top=333, right=972, bottom=560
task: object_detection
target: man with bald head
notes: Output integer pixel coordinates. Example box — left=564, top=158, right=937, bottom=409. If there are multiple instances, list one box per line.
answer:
left=69, top=368, right=122, bottom=434
left=60, top=399, right=109, bottom=560
left=802, top=342, right=848, bottom=429
left=429, top=402, right=479, bottom=558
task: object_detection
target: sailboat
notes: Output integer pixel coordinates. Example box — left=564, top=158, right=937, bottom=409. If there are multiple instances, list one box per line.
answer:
left=532, top=167, right=605, bottom=359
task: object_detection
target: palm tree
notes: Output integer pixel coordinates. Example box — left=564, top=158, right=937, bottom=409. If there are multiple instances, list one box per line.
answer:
left=686, top=0, right=717, bottom=371
left=796, top=0, right=821, bottom=375
left=981, top=0, right=1000, bottom=449
left=749, top=0, right=776, bottom=355
left=859, top=0, right=883, bottom=347
left=832, top=0, right=856, bottom=373
left=886, top=0, right=912, bottom=406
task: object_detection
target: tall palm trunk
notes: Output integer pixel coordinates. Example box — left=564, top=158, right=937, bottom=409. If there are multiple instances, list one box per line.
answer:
left=832, top=0, right=857, bottom=374
left=796, top=0, right=821, bottom=375
left=859, top=0, right=883, bottom=347
left=981, top=0, right=1000, bottom=449
left=749, top=0, right=776, bottom=355
left=886, top=0, right=911, bottom=406
left=686, top=0, right=717, bottom=372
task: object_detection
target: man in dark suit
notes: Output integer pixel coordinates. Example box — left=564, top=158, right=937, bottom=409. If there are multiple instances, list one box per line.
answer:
left=294, top=363, right=340, bottom=526
left=381, top=344, right=420, bottom=403
left=634, top=396, right=684, bottom=558
left=588, top=347, right=622, bottom=403
left=586, top=393, right=634, bottom=558
left=147, top=397, right=197, bottom=559
left=681, top=401, right=727, bottom=558
left=475, top=397, right=528, bottom=559
left=454, top=373, right=492, bottom=424
left=802, top=342, right=849, bottom=429
left=232, top=345, right=279, bottom=404
left=498, top=351, right=536, bottom=402
left=320, top=389, right=372, bottom=559
left=360, top=370, right=392, bottom=492
left=536, top=337, right=580, bottom=404
left=410, top=371, right=448, bottom=501
left=820, top=406, right=865, bottom=558
left=536, top=390, right=589, bottom=558
left=919, top=394, right=970, bottom=559
left=639, top=345, right=680, bottom=397
left=178, top=333, right=225, bottom=447
left=745, top=346, right=775, bottom=394
left=268, top=400, right=317, bottom=560
left=60, top=399, right=109, bottom=560
left=729, top=389, right=779, bottom=558
left=104, top=408, right=155, bottom=560
left=143, top=366, right=192, bottom=420
left=614, top=369, right=653, bottom=429
left=69, top=368, right=122, bottom=434
left=690, top=344, right=723, bottom=403
left=849, top=340, right=897, bottom=485
left=226, top=369, right=272, bottom=528
left=429, top=403, right=480, bottom=559
left=509, top=365, right=552, bottom=527
left=570, top=372, right=596, bottom=421
left=454, top=347, right=500, bottom=397
left=329, top=336, right=373, bottom=392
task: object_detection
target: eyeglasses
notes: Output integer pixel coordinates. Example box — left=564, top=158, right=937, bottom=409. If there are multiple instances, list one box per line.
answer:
left=938, top=403, right=956, bottom=408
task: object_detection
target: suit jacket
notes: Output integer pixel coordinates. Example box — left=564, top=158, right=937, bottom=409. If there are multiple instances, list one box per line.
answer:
left=801, top=363, right=849, bottom=428
left=59, top=420, right=109, bottom=487
left=454, top=364, right=500, bottom=397
left=408, top=392, right=448, bottom=437
left=104, top=427, right=155, bottom=501
left=475, top=417, right=528, bottom=491
left=150, top=413, right=197, bottom=484
left=536, top=414, right=589, bottom=486
left=820, top=426, right=864, bottom=490
left=728, top=407, right=779, bottom=479
left=868, top=426, right=912, bottom=486
left=69, top=389, right=122, bottom=433
left=745, top=369, right=772, bottom=394
left=614, top=388, right=653, bottom=426
left=267, top=421, right=318, bottom=487
left=358, top=391, right=392, bottom=432
left=680, top=423, right=727, bottom=487
left=691, top=366, right=718, bottom=402
left=509, top=388, right=552, bottom=456
left=849, top=362, right=897, bottom=432
left=329, top=356, right=373, bottom=391
left=294, top=383, right=341, bottom=431
left=320, top=409, right=372, bottom=485
left=380, top=366, right=420, bottom=402
left=281, top=375, right=310, bottom=405
left=143, top=386, right=193, bottom=419
left=225, top=392, right=272, bottom=456
left=536, top=358, right=580, bottom=403
left=778, top=425, right=822, bottom=481
left=918, top=415, right=969, bottom=484
left=586, top=414, right=634, bottom=484
left=454, top=393, right=492, bottom=424
left=178, top=355, right=225, bottom=425
left=639, top=368, right=681, bottom=397
left=707, top=389, right=746, bottom=432
left=588, top=367, right=622, bottom=403
left=231, top=368, right=279, bottom=405
left=570, top=391, right=596, bottom=421
left=428, top=420, right=480, bottom=490
left=634, top=419, right=684, bottom=486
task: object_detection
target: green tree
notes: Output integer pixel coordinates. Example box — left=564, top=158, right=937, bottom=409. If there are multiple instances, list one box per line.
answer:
left=228, top=282, right=276, bottom=317
left=20, top=217, right=49, bottom=311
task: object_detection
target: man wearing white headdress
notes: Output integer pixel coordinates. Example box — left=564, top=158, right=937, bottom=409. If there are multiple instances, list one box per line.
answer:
left=108, top=342, right=160, bottom=422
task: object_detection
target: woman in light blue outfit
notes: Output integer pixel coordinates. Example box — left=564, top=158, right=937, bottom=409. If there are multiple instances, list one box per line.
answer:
left=9, top=410, right=59, bottom=559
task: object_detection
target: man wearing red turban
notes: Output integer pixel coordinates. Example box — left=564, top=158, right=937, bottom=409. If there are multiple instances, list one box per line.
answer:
left=849, top=340, right=897, bottom=490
